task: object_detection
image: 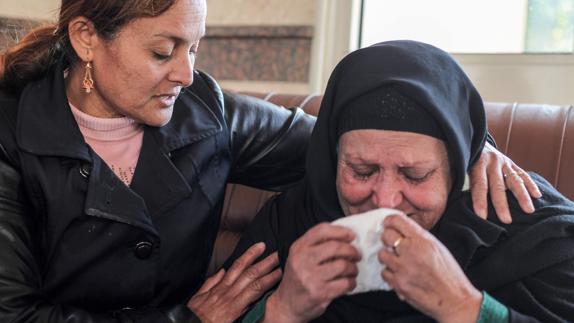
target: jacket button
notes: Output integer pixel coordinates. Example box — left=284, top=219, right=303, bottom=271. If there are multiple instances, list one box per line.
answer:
left=79, top=163, right=91, bottom=178
left=134, top=241, right=153, bottom=259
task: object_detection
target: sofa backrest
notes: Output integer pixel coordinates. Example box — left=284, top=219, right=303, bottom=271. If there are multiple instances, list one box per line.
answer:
left=208, top=92, right=574, bottom=273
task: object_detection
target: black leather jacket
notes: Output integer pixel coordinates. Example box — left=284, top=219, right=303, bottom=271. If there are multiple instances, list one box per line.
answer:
left=0, top=59, right=315, bottom=322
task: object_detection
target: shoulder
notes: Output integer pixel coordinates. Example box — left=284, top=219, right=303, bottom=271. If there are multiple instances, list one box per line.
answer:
left=491, top=173, right=574, bottom=252
left=438, top=176, right=574, bottom=283
left=462, top=173, right=574, bottom=288
left=499, top=172, right=574, bottom=229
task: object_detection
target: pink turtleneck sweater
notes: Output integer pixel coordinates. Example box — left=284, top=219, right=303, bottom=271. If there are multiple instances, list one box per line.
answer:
left=69, top=103, right=144, bottom=186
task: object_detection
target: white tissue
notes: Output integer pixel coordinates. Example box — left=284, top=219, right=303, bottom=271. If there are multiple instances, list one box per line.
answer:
left=332, top=208, right=404, bottom=295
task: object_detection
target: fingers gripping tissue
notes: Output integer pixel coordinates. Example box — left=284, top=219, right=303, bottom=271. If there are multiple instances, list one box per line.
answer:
left=332, top=208, right=404, bottom=295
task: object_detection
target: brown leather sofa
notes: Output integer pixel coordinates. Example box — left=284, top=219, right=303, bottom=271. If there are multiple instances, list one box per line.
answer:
left=208, top=92, right=574, bottom=273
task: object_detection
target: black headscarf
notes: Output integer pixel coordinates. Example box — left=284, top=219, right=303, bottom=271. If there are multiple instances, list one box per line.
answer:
left=306, top=40, right=487, bottom=223
left=336, top=86, right=447, bottom=142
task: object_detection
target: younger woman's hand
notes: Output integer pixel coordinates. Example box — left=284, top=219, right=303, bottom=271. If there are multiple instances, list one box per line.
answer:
left=188, top=242, right=281, bottom=323
left=469, top=142, right=541, bottom=223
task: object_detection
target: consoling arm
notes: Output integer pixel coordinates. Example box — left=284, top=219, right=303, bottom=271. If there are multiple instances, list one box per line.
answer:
left=223, top=91, right=315, bottom=191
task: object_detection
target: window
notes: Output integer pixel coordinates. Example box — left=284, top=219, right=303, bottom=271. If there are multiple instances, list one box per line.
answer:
left=311, top=0, right=574, bottom=104
left=360, top=0, right=574, bottom=54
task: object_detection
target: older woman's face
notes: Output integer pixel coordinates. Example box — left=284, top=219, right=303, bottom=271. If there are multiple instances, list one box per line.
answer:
left=336, top=130, right=452, bottom=230
left=89, top=0, right=206, bottom=126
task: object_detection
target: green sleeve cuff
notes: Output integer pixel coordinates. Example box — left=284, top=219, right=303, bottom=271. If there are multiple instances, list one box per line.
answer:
left=241, top=292, right=273, bottom=323
left=477, top=291, right=509, bottom=323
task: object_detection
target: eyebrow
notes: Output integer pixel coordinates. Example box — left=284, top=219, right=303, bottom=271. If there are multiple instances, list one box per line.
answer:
left=153, top=29, right=205, bottom=44
left=344, top=156, right=439, bottom=168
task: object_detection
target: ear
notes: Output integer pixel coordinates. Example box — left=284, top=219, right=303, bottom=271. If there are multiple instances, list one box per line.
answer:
left=68, top=16, right=99, bottom=62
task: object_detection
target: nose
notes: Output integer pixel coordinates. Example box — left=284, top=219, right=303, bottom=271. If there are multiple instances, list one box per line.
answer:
left=370, top=177, right=404, bottom=209
left=169, top=54, right=194, bottom=87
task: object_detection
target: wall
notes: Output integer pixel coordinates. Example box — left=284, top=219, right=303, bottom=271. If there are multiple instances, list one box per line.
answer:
left=457, top=54, right=574, bottom=106
left=206, top=0, right=314, bottom=26
left=201, top=0, right=315, bottom=94
left=0, top=0, right=316, bottom=95
left=0, top=0, right=314, bottom=25
left=4, top=1, right=573, bottom=104
left=0, top=0, right=58, bottom=20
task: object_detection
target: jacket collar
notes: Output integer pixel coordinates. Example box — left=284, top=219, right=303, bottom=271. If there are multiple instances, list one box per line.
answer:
left=149, top=85, right=223, bottom=154
left=16, top=57, right=223, bottom=159
left=17, top=58, right=91, bottom=160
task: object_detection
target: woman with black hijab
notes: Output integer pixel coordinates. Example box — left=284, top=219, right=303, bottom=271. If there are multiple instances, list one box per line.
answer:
left=228, top=40, right=574, bottom=322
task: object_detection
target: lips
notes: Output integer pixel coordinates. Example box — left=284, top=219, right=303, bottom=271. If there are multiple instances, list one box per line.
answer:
left=156, top=95, right=177, bottom=107
left=155, top=90, right=181, bottom=107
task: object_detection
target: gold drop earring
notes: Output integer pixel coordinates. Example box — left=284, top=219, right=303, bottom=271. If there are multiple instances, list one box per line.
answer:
left=82, top=61, right=94, bottom=93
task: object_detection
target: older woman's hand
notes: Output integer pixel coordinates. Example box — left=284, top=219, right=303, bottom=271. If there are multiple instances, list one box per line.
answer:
left=379, top=214, right=483, bottom=323
left=470, top=142, right=541, bottom=223
left=188, top=242, right=282, bottom=323
left=264, top=223, right=361, bottom=323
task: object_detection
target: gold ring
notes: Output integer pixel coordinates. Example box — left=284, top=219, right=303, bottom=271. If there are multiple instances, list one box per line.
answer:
left=392, top=237, right=403, bottom=256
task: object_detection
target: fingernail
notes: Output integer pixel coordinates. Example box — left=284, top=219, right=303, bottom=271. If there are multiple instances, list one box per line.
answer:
left=474, top=207, right=486, bottom=219
left=503, top=215, right=512, bottom=224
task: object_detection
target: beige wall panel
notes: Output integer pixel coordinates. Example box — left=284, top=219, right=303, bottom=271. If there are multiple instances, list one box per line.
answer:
left=206, top=0, right=315, bottom=26
left=0, top=0, right=315, bottom=25
left=0, top=0, right=59, bottom=20
left=220, top=80, right=311, bottom=94
left=456, top=55, right=574, bottom=106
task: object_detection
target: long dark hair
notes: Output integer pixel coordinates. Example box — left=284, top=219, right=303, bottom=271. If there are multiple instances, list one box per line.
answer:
left=0, top=0, right=177, bottom=95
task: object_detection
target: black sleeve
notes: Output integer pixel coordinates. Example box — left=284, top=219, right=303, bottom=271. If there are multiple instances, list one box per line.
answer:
left=497, top=259, right=574, bottom=323
left=0, top=149, right=200, bottom=322
left=223, top=91, right=316, bottom=191
left=223, top=195, right=282, bottom=270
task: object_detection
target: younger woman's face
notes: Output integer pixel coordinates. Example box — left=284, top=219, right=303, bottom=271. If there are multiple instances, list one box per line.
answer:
left=81, top=0, right=206, bottom=126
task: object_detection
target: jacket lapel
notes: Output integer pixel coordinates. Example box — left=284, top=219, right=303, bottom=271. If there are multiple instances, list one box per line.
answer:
left=129, top=130, right=193, bottom=218
left=83, top=154, right=158, bottom=235
left=127, top=76, right=225, bottom=217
